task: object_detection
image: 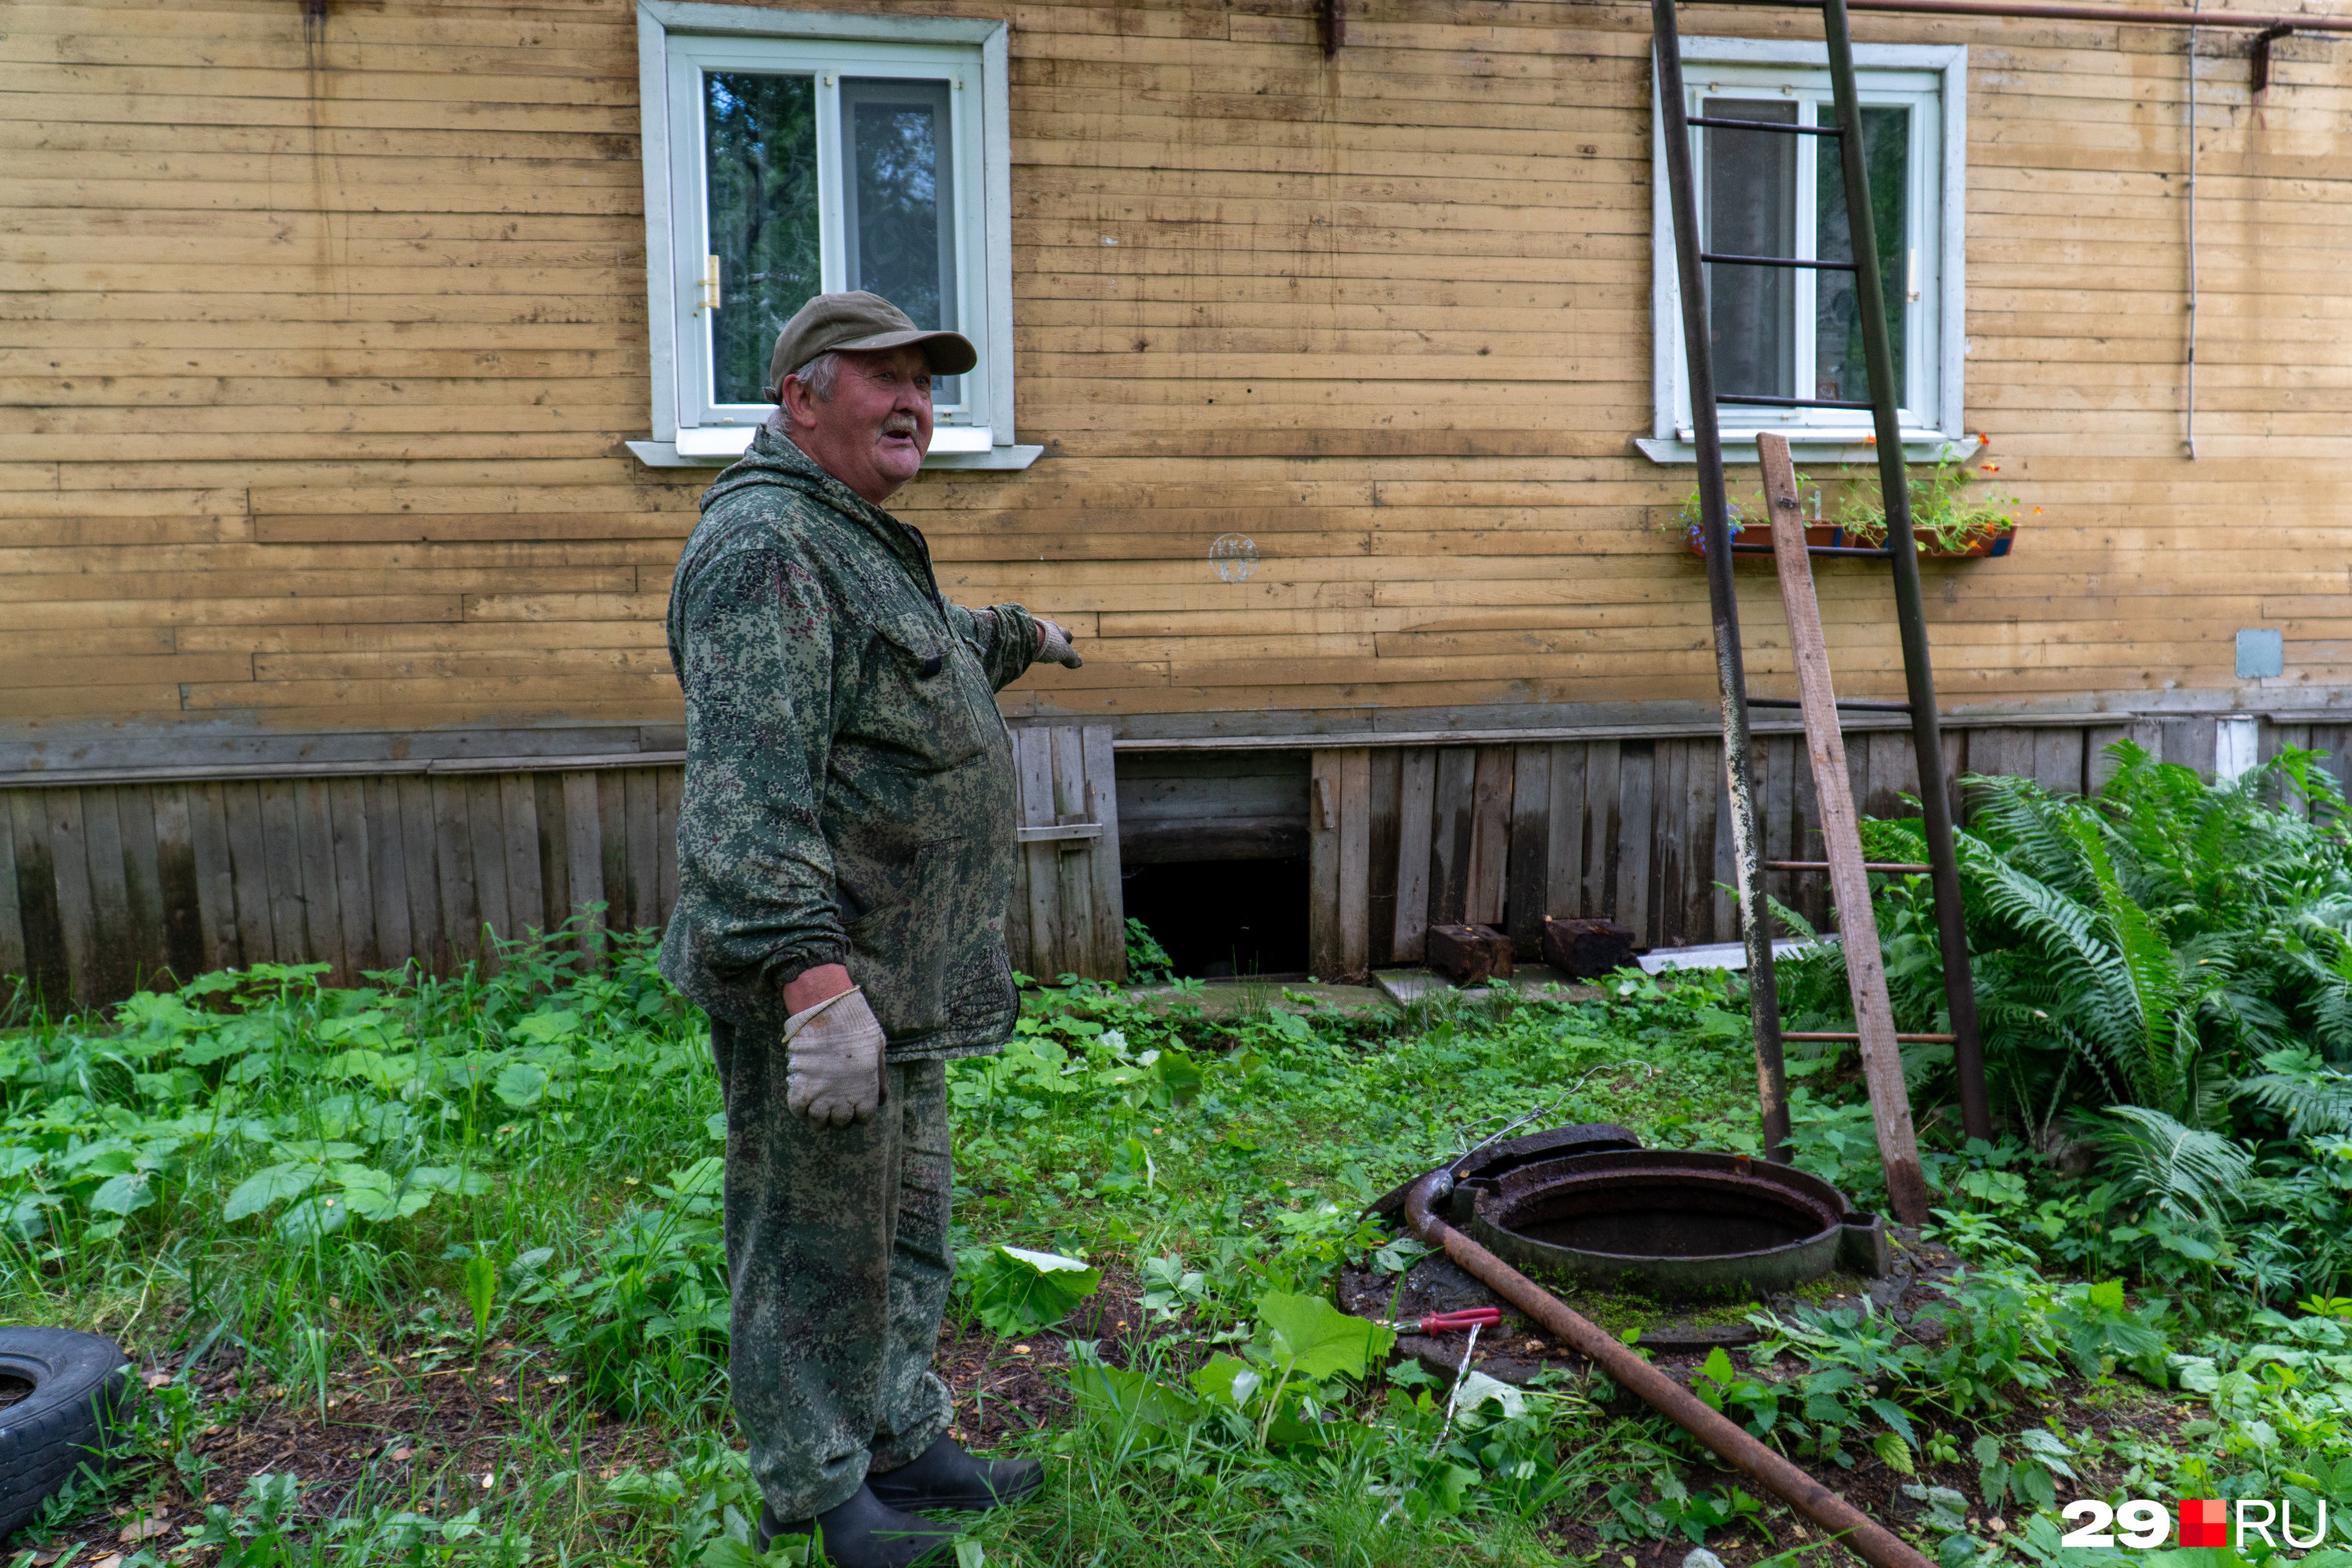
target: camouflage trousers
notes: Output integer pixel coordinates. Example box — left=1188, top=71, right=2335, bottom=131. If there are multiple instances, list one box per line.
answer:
left=711, top=1020, right=956, bottom=1522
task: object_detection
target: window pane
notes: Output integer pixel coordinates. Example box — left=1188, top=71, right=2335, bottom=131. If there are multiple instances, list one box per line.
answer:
left=1816, top=106, right=1908, bottom=405
left=706, top=71, right=822, bottom=407
left=1703, top=98, right=1796, bottom=403
left=842, top=78, right=960, bottom=405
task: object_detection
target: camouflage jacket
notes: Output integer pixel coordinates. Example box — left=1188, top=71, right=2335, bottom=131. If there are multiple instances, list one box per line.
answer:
left=658, top=426, right=1042, bottom=1059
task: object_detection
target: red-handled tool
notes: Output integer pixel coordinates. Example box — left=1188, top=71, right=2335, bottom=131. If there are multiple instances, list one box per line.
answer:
left=1388, top=1308, right=1502, bottom=1334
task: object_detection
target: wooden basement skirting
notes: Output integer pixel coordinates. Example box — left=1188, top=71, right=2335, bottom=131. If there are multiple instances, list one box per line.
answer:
left=1, top=712, right=2346, bottom=1010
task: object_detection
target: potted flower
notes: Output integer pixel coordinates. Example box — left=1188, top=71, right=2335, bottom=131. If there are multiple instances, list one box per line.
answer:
left=1828, top=435, right=2021, bottom=558
left=1678, top=435, right=2027, bottom=559
left=1675, top=472, right=1839, bottom=557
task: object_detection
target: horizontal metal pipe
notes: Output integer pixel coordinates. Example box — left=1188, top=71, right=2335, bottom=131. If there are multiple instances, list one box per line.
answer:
left=1784, top=1030, right=1960, bottom=1042
left=1701, top=251, right=1862, bottom=271
left=1698, top=0, right=2352, bottom=30
left=1765, top=859, right=1935, bottom=871
left=1402, top=1171, right=1935, bottom=1568
left=1687, top=115, right=1848, bottom=133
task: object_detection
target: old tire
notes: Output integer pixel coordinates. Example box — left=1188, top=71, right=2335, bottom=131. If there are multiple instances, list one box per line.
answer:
left=0, top=1328, right=137, bottom=1541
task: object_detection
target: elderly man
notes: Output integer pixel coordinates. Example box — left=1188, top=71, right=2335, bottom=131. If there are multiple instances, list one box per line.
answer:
left=660, top=292, right=1080, bottom=1568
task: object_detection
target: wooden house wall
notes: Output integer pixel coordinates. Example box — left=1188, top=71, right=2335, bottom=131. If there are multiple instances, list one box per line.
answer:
left=2, top=0, right=2348, bottom=752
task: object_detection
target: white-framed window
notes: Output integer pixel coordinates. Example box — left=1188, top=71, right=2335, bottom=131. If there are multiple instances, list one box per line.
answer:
left=629, top=3, right=1033, bottom=470
left=1641, top=39, right=1967, bottom=465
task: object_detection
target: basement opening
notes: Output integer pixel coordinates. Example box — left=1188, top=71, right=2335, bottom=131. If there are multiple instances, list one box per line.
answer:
left=1115, top=747, right=1312, bottom=980
left=1121, top=858, right=1309, bottom=980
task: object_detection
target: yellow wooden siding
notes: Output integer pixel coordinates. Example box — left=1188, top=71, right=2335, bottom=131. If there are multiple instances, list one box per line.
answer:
left=0, top=0, right=2345, bottom=742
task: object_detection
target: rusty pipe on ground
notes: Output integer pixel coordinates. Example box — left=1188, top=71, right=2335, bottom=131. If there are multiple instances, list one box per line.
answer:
left=1402, top=1170, right=1932, bottom=1568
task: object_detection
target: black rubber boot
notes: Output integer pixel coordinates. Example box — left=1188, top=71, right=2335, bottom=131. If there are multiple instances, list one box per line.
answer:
left=866, top=1436, right=1044, bottom=1513
left=756, top=1484, right=960, bottom=1568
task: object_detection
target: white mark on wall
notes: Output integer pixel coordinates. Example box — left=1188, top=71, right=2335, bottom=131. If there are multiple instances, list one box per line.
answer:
left=1210, top=533, right=1258, bottom=582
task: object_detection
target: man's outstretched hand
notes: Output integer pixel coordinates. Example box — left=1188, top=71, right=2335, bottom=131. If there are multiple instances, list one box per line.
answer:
left=1034, top=618, right=1083, bottom=669
left=783, top=986, right=886, bottom=1125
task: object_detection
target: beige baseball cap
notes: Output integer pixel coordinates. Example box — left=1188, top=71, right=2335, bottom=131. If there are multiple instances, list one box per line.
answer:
left=762, top=291, right=978, bottom=401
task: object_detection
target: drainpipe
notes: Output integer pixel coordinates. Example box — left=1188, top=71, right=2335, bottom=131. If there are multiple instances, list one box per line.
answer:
left=1403, top=1171, right=1934, bottom=1568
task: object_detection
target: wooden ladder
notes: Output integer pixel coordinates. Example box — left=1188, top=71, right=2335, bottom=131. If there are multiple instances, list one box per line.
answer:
left=1651, top=0, right=1992, bottom=1222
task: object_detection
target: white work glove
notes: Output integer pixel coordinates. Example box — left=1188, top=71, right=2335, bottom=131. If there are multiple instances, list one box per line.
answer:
left=1034, top=618, right=1084, bottom=669
left=782, top=987, right=886, bottom=1126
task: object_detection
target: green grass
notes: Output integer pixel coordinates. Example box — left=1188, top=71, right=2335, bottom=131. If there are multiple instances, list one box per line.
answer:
left=0, top=932, right=2244, bottom=1568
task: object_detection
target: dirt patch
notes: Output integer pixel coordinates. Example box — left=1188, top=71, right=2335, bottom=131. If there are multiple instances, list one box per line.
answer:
left=935, top=1267, right=1155, bottom=1450
left=24, top=1338, right=678, bottom=1561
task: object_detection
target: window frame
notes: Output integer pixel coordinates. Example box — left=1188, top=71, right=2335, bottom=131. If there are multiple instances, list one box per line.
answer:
left=1641, top=37, right=1968, bottom=466
left=631, top=2, right=1033, bottom=470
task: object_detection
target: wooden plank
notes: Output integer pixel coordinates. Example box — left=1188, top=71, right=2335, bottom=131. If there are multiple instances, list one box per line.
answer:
left=1859, top=732, right=1917, bottom=823
left=1429, top=746, right=1475, bottom=927
left=498, top=771, right=544, bottom=936
left=1337, top=746, right=1372, bottom=977
left=655, top=765, right=682, bottom=929
left=1503, top=743, right=1550, bottom=959
left=2033, top=727, right=2087, bottom=798
left=0, top=789, right=21, bottom=989
left=396, top=774, right=445, bottom=973
left=326, top=777, right=376, bottom=977
left=151, top=783, right=207, bottom=983
left=1676, top=739, right=1719, bottom=948
left=115, top=782, right=174, bottom=990
left=562, top=769, right=605, bottom=961
left=1762, top=432, right=1928, bottom=1225
left=1015, top=728, right=1059, bottom=977
left=1463, top=743, right=1512, bottom=928
left=533, top=771, right=570, bottom=945
left=1787, top=734, right=1833, bottom=935
left=2086, top=723, right=2133, bottom=793
left=219, top=780, right=275, bottom=966
left=1081, top=725, right=1127, bottom=983
left=1710, top=741, right=1737, bottom=944
left=467, top=773, right=515, bottom=962
left=623, top=768, right=658, bottom=939
left=44, top=789, right=99, bottom=1009
left=1367, top=746, right=1402, bottom=968
left=1614, top=742, right=1654, bottom=947
left=1308, top=748, right=1342, bottom=982
left=365, top=775, right=412, bottom=977
left=596, top=770, right=628, bottom=945
left=1389, top=747, right=1436, bottom=963
left=430, top=775, right=481, bottom=968
left=1050, top=727, right=1098, bottom=980
left=1582, top=740, right=1621, bottom=922
left=186, top=780, right=241, bottom=972
left=79, top=786, right=136, bottom=1003
left=1543, top=741, right=1586, bottom=923
left=291, top=779, right=347, bottom=982
left=1650, top=743, right=1688, bottom=950
left=255, top=780, right=308, bottom=967
left=8, top=793, right=70, bottom=1009
left=2159, top=717, right=2221, bottom=782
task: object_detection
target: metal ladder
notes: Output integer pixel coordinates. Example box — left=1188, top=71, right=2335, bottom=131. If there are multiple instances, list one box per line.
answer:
left=1651, top=0, right=1994, bottom=1175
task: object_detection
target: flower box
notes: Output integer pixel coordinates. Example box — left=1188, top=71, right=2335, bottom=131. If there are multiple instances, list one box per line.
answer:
left=1685, top=522, right=2016, bottom=559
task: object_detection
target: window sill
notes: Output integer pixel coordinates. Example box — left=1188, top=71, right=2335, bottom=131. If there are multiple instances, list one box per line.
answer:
left=624, top=436, right=1044, bottom=470
left=1634, top=432, right=1965, bottom=466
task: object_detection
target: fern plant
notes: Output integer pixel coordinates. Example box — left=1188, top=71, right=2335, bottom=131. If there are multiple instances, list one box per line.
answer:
left=1909, top=742, right=2352, bottom=1132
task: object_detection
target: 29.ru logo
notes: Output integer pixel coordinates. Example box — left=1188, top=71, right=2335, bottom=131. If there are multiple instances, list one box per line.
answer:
left=2060, top=1497, right=2328, bottom=1550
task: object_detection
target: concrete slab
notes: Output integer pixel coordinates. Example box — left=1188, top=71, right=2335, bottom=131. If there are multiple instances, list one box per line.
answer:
left=1371, top=964, right=1601, bottom=1006
left=1637, top=936, right=1836, bottom=975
